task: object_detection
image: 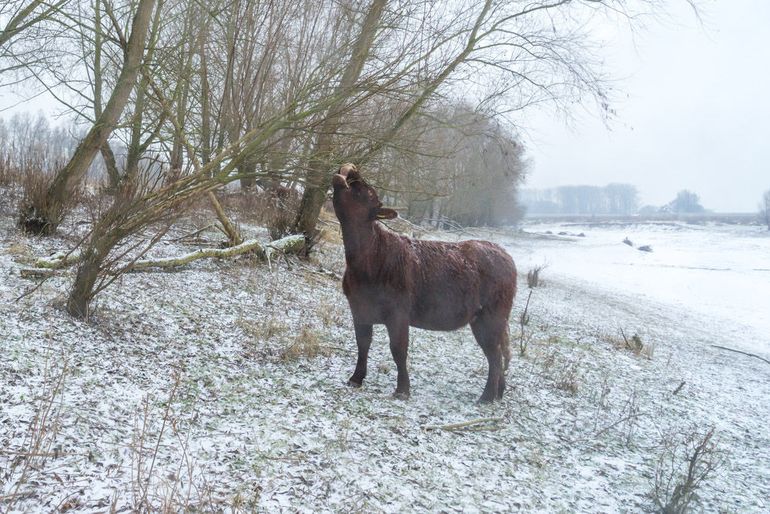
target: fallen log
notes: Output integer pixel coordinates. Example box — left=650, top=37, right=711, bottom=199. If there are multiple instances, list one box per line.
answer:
left=25, top=235, right=306, bottom=275
left=128, top=234, right=305, bottom=271
left=19, top=267, right=61, bottom=279
left=34, top=250, right=82, bottom=269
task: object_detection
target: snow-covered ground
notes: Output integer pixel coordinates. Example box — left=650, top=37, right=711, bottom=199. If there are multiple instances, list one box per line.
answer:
left=1, top=204, right=769, bottom=512
left=511, top=221, right=770, bottom=357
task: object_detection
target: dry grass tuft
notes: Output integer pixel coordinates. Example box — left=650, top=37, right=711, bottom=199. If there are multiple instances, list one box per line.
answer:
left=527, top=264, right=547, bottom=288
left=6, top=242, right=34, bottom=264
left=555, top=357, right=581, bottom=395
left=237, top=316, right=289, bottom=355
left=281, top=325, right=332, bottom=361
left=17, top=168, right=60, bottom=234
left=319, top=304, right=343, bottom=328
left=604, top=329, right=655, bottom=359
left=0, top=157, right=22, bottom=187
left=16, top=164, right=83, bottom=235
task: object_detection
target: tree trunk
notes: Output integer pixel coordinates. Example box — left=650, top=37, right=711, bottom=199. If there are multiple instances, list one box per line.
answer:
left=291, top=0, right=388, bottom=242
left=169, top=6, right=195, bottom=174
left=66, top=175, right=145, bottom=318
left=124, top=85, right=147, bottom=178
left=198, top=22, right=212, bottom=166
left=22, top=0, right=156, bottom=234
left=239, top=153, right=258, bottom=190
left=66, top=234, right=114, bottom=318
left=209, top=191, right=242, bottom=246
left=92, top=1, right=121, bottom=191
left=100, top=143, right=121, bottom=189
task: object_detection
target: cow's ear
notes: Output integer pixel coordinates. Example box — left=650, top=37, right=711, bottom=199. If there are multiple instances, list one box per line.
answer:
left=376, top=207, right=398, bottom=220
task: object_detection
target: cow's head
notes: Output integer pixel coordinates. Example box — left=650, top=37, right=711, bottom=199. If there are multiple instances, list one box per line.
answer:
left=331, top=163, right=397, bottom=224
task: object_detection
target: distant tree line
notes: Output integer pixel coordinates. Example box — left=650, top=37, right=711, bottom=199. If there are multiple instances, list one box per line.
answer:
left=521, top=183, right=639, bottom=215
left=374, top=105, right=526, bottom=228
left=0, top=113, right=81, bottom=173
left=521, top=186, right=720, bottom=217
left=661, top=190, right=705, bottom=214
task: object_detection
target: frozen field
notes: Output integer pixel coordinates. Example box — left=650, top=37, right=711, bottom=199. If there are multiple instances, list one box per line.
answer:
left=510, top=221, right=770, bottom=357
left=2, top=207, right=769, bottom=512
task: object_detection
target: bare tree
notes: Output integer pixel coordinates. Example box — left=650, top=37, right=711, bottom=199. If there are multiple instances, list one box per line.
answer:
left=291, top=0, right=389, bottom=242
left=666, top=190, right=705, bottom=214
left=18, top=0, right=157, bottom=234
left=0, top=1, right=68, bottom=69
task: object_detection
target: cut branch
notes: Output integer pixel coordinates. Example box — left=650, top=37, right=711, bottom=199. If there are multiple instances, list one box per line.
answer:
left=34, top=250, right=82, bottom=269
left=710, top=345, right=770, bottom=367
left=423, top=416, right=503, bottom=432
left=19, top=268, right=61, bottom=279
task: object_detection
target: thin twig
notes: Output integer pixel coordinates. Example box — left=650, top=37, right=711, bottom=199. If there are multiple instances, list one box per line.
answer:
left=710, top=345, right=770, bottom=366
left=171, top=224, right=215, bottom=242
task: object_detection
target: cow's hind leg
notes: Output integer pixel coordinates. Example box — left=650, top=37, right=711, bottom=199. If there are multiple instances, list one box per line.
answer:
left=471, top=314, right=507, bottom=403
left=386, top=317, right=411, bottom=400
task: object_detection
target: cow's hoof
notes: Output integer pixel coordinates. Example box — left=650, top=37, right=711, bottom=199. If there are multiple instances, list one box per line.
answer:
left=477, top=394, right=497, bottom=404
left=391, top=390, right=410, bottom=401
left=347, top=377, right=363, bottom=388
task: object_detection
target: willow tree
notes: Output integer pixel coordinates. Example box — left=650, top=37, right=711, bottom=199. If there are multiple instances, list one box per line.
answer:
left=289, top=0, right=571, bottom=240
left=291, top=0, right=388, bottom=241
left=18, top=0, right=156, bottom=234
left=290, top=0, right=699, bottom=241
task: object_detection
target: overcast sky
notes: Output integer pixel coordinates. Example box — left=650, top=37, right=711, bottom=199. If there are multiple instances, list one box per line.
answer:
left=522, top=0, right=770, bottom=212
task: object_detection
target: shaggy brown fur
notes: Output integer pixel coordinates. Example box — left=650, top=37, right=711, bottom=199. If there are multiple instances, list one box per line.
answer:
left=332, top=163, right=517, bottom=402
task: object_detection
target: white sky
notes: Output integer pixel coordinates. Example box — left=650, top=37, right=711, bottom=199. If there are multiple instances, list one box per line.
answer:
left=521, top=0, right=770, bottom=212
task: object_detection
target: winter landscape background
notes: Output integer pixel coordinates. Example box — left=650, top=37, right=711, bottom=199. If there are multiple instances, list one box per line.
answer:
left=2, top=203, right=769, bottom=511
left=2, top=0, right=769, bottom=512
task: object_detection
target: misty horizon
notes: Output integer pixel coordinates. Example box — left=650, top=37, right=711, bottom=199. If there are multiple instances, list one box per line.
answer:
left=520, top=0, right=769, bottom=214
left=520, top=183, right=746, bottom=214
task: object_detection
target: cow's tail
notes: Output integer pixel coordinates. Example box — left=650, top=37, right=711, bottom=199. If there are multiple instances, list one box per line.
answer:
left=501, top=324, right=512, bottom=372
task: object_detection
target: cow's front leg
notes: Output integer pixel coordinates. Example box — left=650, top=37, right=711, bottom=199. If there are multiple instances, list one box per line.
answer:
left=386, top=317, right=410, bottom=399
left=348, top=323, right=372, bottom=387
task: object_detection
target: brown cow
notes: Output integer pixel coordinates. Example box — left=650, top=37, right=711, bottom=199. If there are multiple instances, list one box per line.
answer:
left=331, top=163, right=517, bottom=402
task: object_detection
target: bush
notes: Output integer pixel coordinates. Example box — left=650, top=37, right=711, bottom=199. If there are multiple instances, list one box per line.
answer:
left=653, top=427, right=722, bottom=514
left=17, top=167, right=62, bottom=235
